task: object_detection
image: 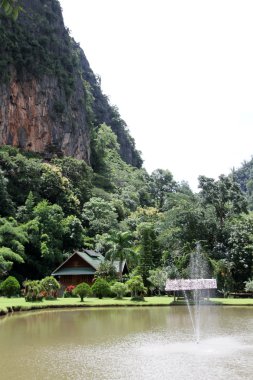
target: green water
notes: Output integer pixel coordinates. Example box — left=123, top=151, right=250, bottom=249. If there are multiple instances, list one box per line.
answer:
left=0, top=306, right=252, bottom=379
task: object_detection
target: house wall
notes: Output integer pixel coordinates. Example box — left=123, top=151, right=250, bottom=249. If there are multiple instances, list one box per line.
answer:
left=59, top=275, right=94, bottom=287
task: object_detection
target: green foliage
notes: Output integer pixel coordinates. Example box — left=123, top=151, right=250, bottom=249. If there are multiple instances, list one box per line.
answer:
left=0, top=135, right=252, bottom=296
left=0, top=217, right=26, bottom=275
left=148, top=268, right=167, bottom=295
left=0, top=147, right=42, bottom=206
left=52, top=156, right=93, bottom=207
left=94, top=260, right=118, bottom=282
left=62, top=215, right=85, bottom=252
left=137, top=222, right=161, bottom=286
left=82, top=197, right=118, bottom=235
left=211, top=258, right=234, bottom=296
left=0, top=0, right=23, bottom=20
left=0, top=1, right=76, bottom=96
left=150, top=169, right=177, bottom=209
left=33, top=200, right=64, bottom=262
left=226, top=214, right=253, bottom=289
left=40, top=276, right=60, bottom=299
left=110, top=282, right=127, bottom=299
left=91, top=278, right=110, bottom=299
left=40, top=163, right=80, bottom=214
left=198, top=174, right=248, bottom=228
left=105, top=230, right=134, bottom=280
left=72, top=282, right=91, bottom=302
left=23, top=280, right=43, bottom=302
left=126, top=275, right=146, bottom=300
left=245, top=279, right=253, bottom=292
left=0, top=275, right=20, bottom=297
left=0, top=247, right=24, bottom=276
left=0, top=169, right=14, bottom=216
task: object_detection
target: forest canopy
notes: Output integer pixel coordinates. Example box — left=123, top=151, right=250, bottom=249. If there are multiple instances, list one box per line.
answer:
left=0, top=135, right=252, bottom=293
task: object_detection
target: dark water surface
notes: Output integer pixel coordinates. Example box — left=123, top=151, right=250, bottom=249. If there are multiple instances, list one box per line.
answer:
left=0, top=306, right=252, bottom=380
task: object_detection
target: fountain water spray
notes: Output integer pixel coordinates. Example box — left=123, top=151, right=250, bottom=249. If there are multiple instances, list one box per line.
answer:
left=165, top=243, right=217, bottom=343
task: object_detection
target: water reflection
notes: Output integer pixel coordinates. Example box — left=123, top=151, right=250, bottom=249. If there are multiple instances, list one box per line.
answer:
left=0, top=306, right=252, bottom=379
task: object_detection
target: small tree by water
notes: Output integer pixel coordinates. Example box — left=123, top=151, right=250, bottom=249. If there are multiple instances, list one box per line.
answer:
left=126, top=275, right=146, bottom=301
left=0, top=276, right=20, bottom=297
left=73, top=283, right=91, bottom=301
left=92, top=278, right=110, bottom=299
left=110, top=282, right=126, bottom=299
left=148, top=268, right=167, bottom=295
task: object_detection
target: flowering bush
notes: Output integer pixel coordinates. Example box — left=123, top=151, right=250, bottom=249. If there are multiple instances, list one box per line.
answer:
left=63, top=284, right=77, bottom=298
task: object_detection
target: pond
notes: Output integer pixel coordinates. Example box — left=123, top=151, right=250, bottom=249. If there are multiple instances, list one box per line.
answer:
left=0, top=306, right=252, bottom=379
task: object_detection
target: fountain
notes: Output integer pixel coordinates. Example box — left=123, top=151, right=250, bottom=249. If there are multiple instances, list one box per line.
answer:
left=165, top=244, right=217, bottom=343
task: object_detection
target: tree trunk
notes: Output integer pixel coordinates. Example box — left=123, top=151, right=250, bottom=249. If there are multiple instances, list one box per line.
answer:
left=119, top=260, right=123, bottom=282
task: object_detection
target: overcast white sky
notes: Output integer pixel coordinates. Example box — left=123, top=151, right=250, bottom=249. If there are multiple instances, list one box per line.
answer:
left=60, top=0, right=253, bottom=191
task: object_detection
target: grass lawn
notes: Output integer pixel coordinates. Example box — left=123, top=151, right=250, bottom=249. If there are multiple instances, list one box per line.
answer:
left=1, top=296, right=252, bottom=315
left=0, top=296, right=174, bottom=315
left=209, top=298, right=253, bottom=306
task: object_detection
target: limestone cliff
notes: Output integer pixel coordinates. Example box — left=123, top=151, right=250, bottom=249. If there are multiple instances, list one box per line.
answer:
left=0, top=0, right=142, bottom=167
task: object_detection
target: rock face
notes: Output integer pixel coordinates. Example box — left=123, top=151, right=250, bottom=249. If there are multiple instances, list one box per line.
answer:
left=0, top=0, right=142, bottom=167
left=0, top=74, right=90, bottom=161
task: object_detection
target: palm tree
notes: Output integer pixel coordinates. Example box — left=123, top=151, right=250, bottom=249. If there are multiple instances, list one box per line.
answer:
left=106, top=231, right=135, bottom=281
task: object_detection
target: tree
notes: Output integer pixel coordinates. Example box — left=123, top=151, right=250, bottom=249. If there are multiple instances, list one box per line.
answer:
left=0, top=217, right=26, bottom=275
left=245, top=279, right=253, bottom=292
left=106, top=230, right=134, bottom=281
left=226, top=214, right=253, bottom=290
left=0, top=0, right=23, bottom=20
left=126, top=275, right=146, bottom=300
left=0, top=169, right=14, bottom=216
left=211, top=258, right=234, bottom=296
left=110, top=282, right=127, bottom=299
left=198, top=175, right=247, bottom=229
left=52, top=157, right=93, bottom=207
left=40, top=163, right=80, bottom=215
left=94, top=261, right=117, bottom=282
left=62, top=215, right=85, bottom=252
left=0, top=247, right=24, bottom=276
left=148, top=268, right=167, bottom=295
left=91, top=278, right=110, bottom=299
left=137, top=222, right=161, bottom=286
left=158, top=192, right=210, bottom=256
left=0, top=276, right=20, bottom=297
left=150, top=169, right=177, bottom=209
left=33, top=200, right=65, bottom=264
left=73, top=282, right=91, bottom=302
left=82, top=197, right=118, bottom=235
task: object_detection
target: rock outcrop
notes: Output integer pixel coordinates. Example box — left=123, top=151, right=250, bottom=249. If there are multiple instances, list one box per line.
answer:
left=0, top=0, right=142, bottom=167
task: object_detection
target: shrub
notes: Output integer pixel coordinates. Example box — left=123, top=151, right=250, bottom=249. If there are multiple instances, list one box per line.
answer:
left=63, top=285, right=77, bottom=298
left=126, top=275, right=147, bottom=301
left=0, top=276, right=20, bottom=298
left=73, top=283, right=91, bottom=302
left=110, top=282, right=127, bottom=299
left=92, top=278, right=110, bottom=299
left=23, top=280, right=43, bottom=302
left=40, top=276, right=60, bottom=299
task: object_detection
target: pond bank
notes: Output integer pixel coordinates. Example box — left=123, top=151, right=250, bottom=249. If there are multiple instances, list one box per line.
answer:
left=0, top=296, right=253, bottom=316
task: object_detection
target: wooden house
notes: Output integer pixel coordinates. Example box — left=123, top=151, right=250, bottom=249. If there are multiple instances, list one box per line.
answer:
left=51, top=249, right=128, bottom=289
